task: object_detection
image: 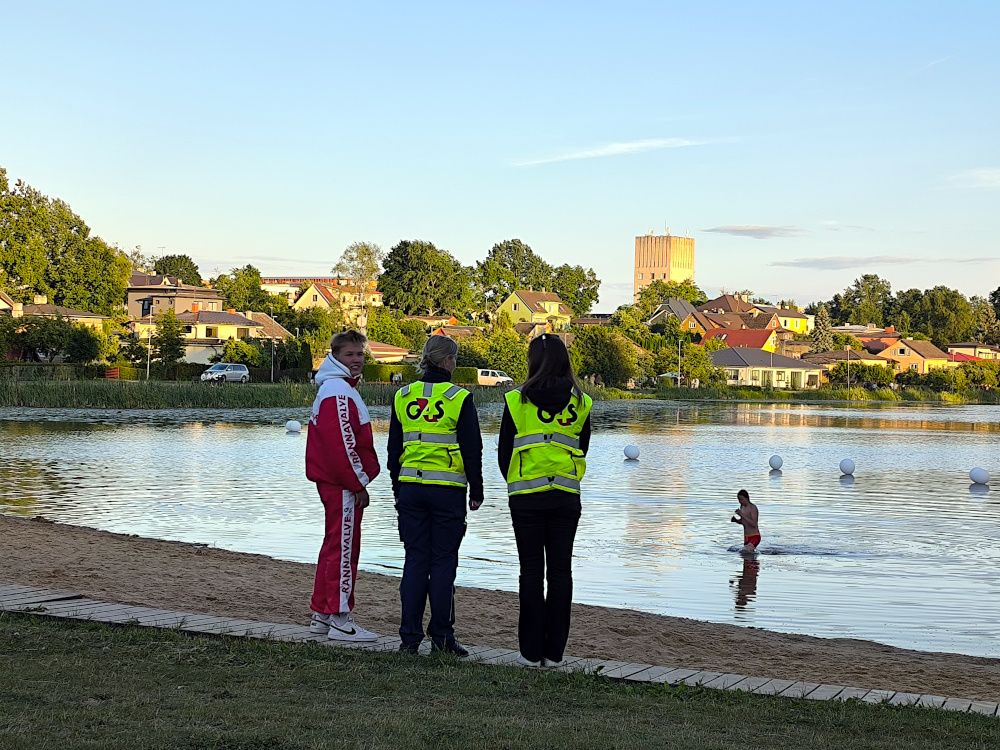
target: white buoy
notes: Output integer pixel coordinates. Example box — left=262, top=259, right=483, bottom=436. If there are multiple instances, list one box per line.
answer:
left=839, top=459, right=856, bottom=476
left=285, top=420, right=302, bottom=433
left=624, top=445, right=640, bottom=461
left=768, top=455, right=783, bottom=470
left=970, top=467, right=990, bottom=485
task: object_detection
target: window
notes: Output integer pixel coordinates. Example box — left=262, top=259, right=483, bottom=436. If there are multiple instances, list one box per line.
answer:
left=777, top=371, right=786, bottom=382
left=237, top=328, right=249, bottom=338
left=909, top=363, right=918, bottom=371
left=727, top=369, right=740, bottom=380
left=512, top=303, right=519, bottom=311
left=751, top=370, right=760, bottom=381
left=183, top=325, right=193, bottom=334
left=898, top=348, right=907, bottom=355
left=638, top=273, right=644, bottom=280
left=688, top=321, right=696, bottom=329
left=312, top=294, right=318, bottom=302
left=205, top=326, right=218, bottom=338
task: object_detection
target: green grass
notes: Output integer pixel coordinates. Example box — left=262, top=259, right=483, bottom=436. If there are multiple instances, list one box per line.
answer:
left=2, top=614, right=997, bottom=750
left=657, top=385, right=1000, bottom=405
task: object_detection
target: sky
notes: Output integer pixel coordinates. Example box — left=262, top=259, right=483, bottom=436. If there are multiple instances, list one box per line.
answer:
left=2, top=1, right=998, bottom=310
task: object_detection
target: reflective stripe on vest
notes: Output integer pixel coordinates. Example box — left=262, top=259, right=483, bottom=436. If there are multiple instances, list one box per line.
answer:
left=399, top=467, right=468, bottom=485
left=402, top=431, right=457, bottom=444
left=511, top=432, right=580, bottom=450
left=507, top=476, right=581, bottom=494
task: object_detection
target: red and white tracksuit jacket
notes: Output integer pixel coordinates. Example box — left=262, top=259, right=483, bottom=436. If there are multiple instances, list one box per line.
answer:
left=306, top=355, right=381, bottom=615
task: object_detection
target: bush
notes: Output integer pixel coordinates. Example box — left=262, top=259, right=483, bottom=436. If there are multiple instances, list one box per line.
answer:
left=362, top=363, right=419, bottom=383
left=828, top=362, right=894, bottom=387
left=453, top=366, right=479, bottom=385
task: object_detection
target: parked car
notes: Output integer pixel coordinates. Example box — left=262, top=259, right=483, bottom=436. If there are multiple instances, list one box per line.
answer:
left=200, top=363, right=250, bottom=383
left=477, top=369, right=513, bottom=387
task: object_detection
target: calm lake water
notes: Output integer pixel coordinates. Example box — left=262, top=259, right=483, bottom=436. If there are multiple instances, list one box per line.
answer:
left=2, top=402, right=998, bottom=656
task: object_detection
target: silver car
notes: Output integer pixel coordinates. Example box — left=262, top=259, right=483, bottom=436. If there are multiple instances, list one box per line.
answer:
left=200, top=363, right=250, bottom=383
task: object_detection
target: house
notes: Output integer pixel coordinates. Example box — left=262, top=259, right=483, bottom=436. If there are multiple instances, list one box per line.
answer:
left=131, top=309, right=290, bottom=364
left=677, top=310, right=715, bottom=337
left=402, top=314, right=459, bottom=329
left=800, top=349, right=893, bottom=383
left=6, top=295, right=109, bottom=330
left=292, top=281, right=382, bottom=324
left=754, top=306, right=814, bottom=334
left=572, top=314, right=613, bottom=327
left=127, top=273, right=224, bottom=319
left=647, top=298, right=697, bottom=327
left=497, top=290, right=573, bottom=331
left=833, top=324, right=901, bottom=346
left=261, top=277, right=342, bottom=305
left=702, top=328, right=780, bottom=353
left=710, top=348, right=822, bottom=390
left=368, top=340, right=411, bottom=364
left=947, top=343, right=1000, bottom=361
left=432, top=325, right=483, bottom=340
left=876, top=338, right=952, bottom=374
left=697, top=294, right=758, bottom=315
left=781, top=340, right=814, bottom=359
left=513, top=321, right=551, bottom=339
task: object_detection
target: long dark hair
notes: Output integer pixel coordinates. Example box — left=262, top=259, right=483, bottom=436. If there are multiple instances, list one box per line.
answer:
left=520, top=334, right=584, bottom=403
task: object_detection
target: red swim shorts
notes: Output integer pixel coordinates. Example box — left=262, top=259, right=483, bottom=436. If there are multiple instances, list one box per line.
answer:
left=744, top=534, right=761, bottom=548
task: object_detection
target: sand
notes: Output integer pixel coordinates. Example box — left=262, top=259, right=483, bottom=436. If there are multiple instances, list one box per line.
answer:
left=3, top=515, right=999, bottom=702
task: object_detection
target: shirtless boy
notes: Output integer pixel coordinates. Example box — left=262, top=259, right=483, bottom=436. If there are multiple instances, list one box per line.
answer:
left=731, top=489, right=761, bottom=553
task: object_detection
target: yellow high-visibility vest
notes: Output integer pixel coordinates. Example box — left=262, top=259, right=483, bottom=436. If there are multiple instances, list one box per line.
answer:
left=504, top=388, right=593, bottom=496
left=394, top=381, right=471, bottom=487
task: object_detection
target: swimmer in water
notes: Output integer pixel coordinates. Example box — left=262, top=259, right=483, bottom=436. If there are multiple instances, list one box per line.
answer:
left=731, top=489, right=760, bottom=554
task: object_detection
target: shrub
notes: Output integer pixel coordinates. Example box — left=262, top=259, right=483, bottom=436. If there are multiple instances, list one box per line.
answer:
left=452, top=366, right=479, bottom=384
left=362, top=363, right=419, bottom=383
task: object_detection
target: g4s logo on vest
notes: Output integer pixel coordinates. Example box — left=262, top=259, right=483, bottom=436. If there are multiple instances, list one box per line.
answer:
left=536, top=402, right=578, bottom=427
left=406, top=398, right=446, bottom=423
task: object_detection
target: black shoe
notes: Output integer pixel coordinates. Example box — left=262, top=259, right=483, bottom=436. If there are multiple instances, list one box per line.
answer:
left=431, top=638, right=469, bottom=657
left=398, top=643, right=420, bottom=654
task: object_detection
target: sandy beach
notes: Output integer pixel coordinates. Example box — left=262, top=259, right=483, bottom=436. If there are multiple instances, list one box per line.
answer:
left=3, top=514, right=999, bottom=702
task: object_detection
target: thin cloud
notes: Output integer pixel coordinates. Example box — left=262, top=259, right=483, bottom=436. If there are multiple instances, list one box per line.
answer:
left=702, top=225, right=804, bottom=239
left=821, top=220, right=875, bottom=232
left=946, top=168, right=1000, bottom=189
left=513, top=138, right=710, bottom=167
left=771, top=255, right=998, bottom=271
left=909, top=56, right=952, bottom=75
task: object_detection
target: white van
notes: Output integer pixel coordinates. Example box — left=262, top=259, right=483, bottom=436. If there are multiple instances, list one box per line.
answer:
left=477, top=369, right=513, bottom=387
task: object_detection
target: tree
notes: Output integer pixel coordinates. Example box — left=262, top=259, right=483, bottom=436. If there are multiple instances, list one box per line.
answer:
left=777, top=299, right=799, bottom=310
left=154, top=254, right=202, bottom=286
left=15, top=316, right=72, bottom=362
left=474, top=239, right=552, bottom=306
left=908, top=286, right=975, bottom=346
left=828, top=362, right=893, bottom=387
left=842, top=274, right=892, bottom=326
left=970, top=296, right=1000, bottom=345
left=811, top=303, right=834, bottom=352
left=0, top=314, right=15, bottom=357
left=831, top=332, right=863, bottom=351
left=550, top=264, right=601, bottom=317
left=635, top=279, right=707, bottom=319
left=299, top=308, right=344, bottom=368
left=990, top=286, right=1000, bottom=319
left=680, top=343, right=726, bottom=385
left=64, top=325, right=101, bottom=363
left=152, top=309, right=186, bottom=366
left=398, top=319, right=429, bottom=354
left=571, top=326, right=639, bottom=388
left=378, top=240, right=473, bottom=316
left=334, top=242, right=384, bottom=324
left=212, top=265, right=285, bottom=313
left=365, top=306, right=411, bottom=349
left=215, top=338, right=264, bottom=367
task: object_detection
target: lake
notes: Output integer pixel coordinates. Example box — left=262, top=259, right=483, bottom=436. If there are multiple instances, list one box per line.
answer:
left=1, top=401, right=998, bottom=656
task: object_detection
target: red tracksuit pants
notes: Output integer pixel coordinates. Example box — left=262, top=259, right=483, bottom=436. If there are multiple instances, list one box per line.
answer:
left=310, top=484, right=363, bottom=615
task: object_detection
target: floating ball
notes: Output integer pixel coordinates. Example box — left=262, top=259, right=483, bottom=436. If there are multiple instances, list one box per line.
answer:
left=970, top=467, right=990, bottom=485
left=839, top=459, right=855, bottom=476
left=285, top=420, right=302, bottom=433
left=624, top=445, right=640, bottom=460
left=768, top=455, right=783, bottom=470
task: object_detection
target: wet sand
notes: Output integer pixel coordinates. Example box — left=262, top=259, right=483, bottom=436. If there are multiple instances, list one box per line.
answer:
left=3, top=515, right=999, bottom=701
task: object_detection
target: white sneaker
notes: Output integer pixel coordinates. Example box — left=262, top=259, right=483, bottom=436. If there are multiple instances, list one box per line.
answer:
left=309, top=612, right=332, bottom=634
left=516, top=654, right=542, bottom=667
left=543, top=658, right=565, bottom=668
left=327, top=614, right=379, bottom=642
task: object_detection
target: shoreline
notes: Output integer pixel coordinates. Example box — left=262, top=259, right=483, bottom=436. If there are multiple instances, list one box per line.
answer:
left=4, top=514, right=1000, bottom=702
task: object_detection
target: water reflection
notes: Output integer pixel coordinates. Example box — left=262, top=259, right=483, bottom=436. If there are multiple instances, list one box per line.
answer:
left=731, top=558, right=760, bottom=613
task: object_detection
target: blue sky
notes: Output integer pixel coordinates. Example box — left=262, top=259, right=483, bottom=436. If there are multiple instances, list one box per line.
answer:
left=3, top=1, right=998, bottom=310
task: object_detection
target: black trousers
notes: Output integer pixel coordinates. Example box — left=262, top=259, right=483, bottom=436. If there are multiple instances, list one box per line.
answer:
left=509, top=489, right=582, bottom=663
left=396, top=483, right=467, bottom=646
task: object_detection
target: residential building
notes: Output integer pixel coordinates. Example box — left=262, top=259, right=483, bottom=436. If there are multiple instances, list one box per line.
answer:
left=677, top=310, right=715, bottom=338
left=781, top=340, right=814, bottom=359
left=702, top=328, right=780, bottom=353
left=710, top=348, right=822, bottom=390
left=513, top=321, right=551, bottom=339
left=132, top=309, right=289, bottom=364
left=5, top=295, right=109, bottom=330
left=572, top=313, right=613, bottom=327
left=947, top=343, right=1000, bottom=361
left=800, top=349, right=893, bottom=383
left=402, top=314, right=459, bottom=328
left=646, top=298, right=697, bottom=327
left=292, top=281, right=382, bottom=323
left=754, top=305, right=814, bottom=334
left=633, top=233, right=695, bottom=300
left=497, top=290, right=573, bottom=330
left=260, top=277, right=341, bottom=305
left=876, top=338, right=951, bottom=374
left=697, top=294, right=757, bottom=315
left=368, top=341, right=411, bottom=363
left=127, top=273, right=224, bottom=319
left=432, top=325, right=483, bottom=340
left=833, top=324, right=901, bottom=346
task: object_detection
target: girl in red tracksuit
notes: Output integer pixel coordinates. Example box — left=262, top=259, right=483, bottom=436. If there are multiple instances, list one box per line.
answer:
left=305, top=330, right=381, bottom=642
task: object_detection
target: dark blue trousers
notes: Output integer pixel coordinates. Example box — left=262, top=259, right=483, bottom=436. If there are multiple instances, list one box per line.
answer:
left=396, top=483, right=467, bottom=646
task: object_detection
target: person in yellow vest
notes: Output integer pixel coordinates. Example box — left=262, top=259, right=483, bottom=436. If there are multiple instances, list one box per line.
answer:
left=498, top=334, right=592, bottom=667
left=388, top=335, right=484, bottom=656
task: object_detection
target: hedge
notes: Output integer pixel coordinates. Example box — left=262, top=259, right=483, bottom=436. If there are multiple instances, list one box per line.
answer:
left=453, top=366, right=480, bottom=385
left=362, top=364, right=419, bottom=383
